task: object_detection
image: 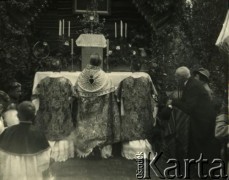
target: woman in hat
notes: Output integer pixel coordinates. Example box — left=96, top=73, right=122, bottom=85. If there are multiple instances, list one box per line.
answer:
left=193, top=67, right=213, bottom=100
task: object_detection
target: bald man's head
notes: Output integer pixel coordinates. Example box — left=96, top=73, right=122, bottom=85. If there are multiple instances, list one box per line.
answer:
left=175, top=66, right=191, bottom=84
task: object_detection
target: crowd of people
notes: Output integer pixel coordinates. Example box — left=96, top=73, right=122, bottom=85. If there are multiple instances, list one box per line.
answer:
left=0, top=54, right=228, bottom=179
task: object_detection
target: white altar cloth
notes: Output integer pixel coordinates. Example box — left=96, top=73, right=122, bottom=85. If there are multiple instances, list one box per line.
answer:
left=32, top=71, right=157, bottom=111
left=32, top=71, right=155, bottom=93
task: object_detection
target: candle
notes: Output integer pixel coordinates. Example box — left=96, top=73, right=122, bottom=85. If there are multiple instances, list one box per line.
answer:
left=106, top=39, right=109, bottom=56
left=62, top=19, right=65, bottom=35
left=125, top=23, right=127, bottom=38
left=68, top=21, right=70, bottom=37
left=120, top=20, right=123, bottom=37
left=71, top=38, right=74, bottom=55
left=115, top=22, right=117, bottom=38
left=59, top=20, right=62, bottom=36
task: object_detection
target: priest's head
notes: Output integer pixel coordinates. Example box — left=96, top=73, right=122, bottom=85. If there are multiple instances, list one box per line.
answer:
left=90, top=54, right=102, bottom=67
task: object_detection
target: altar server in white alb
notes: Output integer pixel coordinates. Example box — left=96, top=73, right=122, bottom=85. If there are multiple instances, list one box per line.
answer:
left=0, top=101, right=51, bottom=180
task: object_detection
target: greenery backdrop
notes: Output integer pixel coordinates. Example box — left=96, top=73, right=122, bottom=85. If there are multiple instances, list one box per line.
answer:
left=0, top=0, right=227, bottom=102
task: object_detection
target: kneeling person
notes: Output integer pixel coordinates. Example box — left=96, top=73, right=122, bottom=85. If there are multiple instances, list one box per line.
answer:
left=0, top=101, right=51, bottom=180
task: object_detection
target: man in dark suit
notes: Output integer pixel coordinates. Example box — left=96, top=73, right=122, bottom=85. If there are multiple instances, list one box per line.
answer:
left=168, top=66, right=220, bottom=161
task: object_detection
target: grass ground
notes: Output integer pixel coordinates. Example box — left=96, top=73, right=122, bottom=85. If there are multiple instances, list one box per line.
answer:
left=50, top=144, right=158, bottom=180
left=51, top=157, right=138, bottom=180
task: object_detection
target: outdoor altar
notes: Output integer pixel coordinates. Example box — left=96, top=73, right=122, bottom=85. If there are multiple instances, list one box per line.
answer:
left=55, top=14, right=135, bottom=72
left=0, top=0, right=228, bottom=179
left=32, top=71, right=154, bottom=91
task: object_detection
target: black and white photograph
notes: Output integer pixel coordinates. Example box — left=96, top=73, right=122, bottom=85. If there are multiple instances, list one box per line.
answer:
left=74, top=0, right=110, bottom=14
left=0, top=0, right=228, bottom=179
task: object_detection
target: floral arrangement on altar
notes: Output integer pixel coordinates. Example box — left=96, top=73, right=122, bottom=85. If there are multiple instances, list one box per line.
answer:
left=106, top=22, right=152, bottom=69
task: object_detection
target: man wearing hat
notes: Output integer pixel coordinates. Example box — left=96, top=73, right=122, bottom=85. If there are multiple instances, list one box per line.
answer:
left=167, top=66, right=221, bottom=178
left=193, top=67, right=213, bottom=100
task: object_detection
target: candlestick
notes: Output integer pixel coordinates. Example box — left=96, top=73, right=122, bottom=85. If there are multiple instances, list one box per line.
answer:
left=115, top=22, right=117, bottom=38
left=59, top=20, right=62, bottom=36
left=71, top=38, right=74, bottom=55
left=125, top=23, right=127, bottom=38
left=120, top=20, right=123, bottom=38
left=62, top=19, right=65, bottom=35
left=68, top=21, right=70, bottom=37
left=106, top=39, right=109, bottom=55
left=106, top=39, right=109, bottom=72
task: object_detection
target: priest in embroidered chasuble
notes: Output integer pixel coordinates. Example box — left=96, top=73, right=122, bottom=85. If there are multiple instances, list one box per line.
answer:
left=72, top=54, right=120, bottom=158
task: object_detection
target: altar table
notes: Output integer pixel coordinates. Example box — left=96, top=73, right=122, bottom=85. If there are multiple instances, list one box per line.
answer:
left=32, top=71, right=156, bottom=93
left=32, top=71, right=157, bottom=111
